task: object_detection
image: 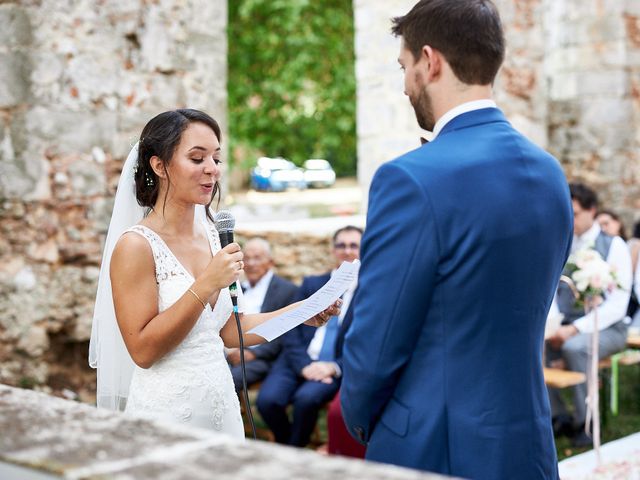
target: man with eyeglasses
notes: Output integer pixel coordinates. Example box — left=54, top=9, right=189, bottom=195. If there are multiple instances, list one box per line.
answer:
left=256, top=225, right=362, bottom=447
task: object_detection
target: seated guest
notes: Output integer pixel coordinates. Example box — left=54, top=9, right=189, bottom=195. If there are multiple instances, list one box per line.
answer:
left=597, top=209, right=627, bottom=240
left=256, top=226, right=362, bottom=447
left=630, top=254, right=640, bottom=329
left=227, top=238, right=298, bottom=392
left=628, top=221, right=640, bottom=275
left=547, top=183, right=632, bottom=447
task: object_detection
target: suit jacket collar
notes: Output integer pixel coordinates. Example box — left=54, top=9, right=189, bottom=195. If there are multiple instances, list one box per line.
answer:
left=261, top=274, right=291, bottom=313
left=431, top=99, right=497, bottom=139
left=436, top=107, right=508, bottom=139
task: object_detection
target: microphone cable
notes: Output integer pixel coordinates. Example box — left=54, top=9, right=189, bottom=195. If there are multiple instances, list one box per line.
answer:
left=230, top=283, right=257, bottom=440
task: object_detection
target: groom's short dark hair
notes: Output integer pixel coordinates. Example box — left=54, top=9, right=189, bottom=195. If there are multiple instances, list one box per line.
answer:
left=391, top=0, right=505, bottom=85
left=569, top=182, right=598, bottom=211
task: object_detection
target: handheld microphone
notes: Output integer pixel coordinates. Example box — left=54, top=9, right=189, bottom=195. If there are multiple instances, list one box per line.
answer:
left=213, top=210, right=239, bottom=307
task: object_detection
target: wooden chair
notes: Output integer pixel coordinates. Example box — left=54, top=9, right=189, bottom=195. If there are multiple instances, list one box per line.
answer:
left=543, top=367, right=586, bottom=388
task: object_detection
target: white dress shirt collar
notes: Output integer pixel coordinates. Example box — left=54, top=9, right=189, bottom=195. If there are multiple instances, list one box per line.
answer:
left=241, top=269, right=274, bottom=315
left=572, top=222, right=600, bottom=253
left=431, top=99, right=497, bottom=141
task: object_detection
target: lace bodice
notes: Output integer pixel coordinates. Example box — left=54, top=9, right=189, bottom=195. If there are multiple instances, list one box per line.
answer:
left=122, top=221, right=243, bottom=436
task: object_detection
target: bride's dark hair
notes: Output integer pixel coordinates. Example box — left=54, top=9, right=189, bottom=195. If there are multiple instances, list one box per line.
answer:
left=134, top=109, right=221, bottom=222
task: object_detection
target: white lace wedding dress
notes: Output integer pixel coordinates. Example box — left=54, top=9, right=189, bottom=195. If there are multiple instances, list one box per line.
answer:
left=122, top=223, right=244, bottom=439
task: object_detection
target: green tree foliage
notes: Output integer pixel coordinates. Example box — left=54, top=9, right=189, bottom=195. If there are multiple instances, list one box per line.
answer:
left=228, top=0, right=356, bottom=177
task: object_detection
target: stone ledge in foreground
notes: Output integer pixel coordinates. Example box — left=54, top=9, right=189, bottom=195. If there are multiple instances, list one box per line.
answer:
left=0, top=384, right=454, bottom=480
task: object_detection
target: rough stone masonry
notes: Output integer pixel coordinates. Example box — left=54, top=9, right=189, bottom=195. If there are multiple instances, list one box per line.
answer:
left=2, top=0, right=640, bottom=400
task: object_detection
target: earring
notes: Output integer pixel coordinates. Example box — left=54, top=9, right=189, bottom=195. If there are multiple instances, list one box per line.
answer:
left=144, top=171, right=155, bottom=187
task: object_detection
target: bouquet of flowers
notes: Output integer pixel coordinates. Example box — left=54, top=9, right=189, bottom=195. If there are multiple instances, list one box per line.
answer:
left=562, top=244, right=623, bottom=464
left=563, top=246, right=621, bottom=309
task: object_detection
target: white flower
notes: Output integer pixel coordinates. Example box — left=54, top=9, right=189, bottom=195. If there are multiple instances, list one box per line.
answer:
left=569, top=246, right=619, bottom=298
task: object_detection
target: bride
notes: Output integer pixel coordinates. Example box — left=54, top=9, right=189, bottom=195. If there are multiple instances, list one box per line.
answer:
left=89, top=109, right=338, bottom=438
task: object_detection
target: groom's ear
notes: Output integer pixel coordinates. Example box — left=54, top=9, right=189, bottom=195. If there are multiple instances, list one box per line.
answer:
left=149, top=155, right=166, bottom=178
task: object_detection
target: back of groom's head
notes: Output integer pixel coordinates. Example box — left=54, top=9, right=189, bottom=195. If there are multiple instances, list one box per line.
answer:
left=569, top=182, right=598, bottom=211
left=391, top=0, right=505, bottom=86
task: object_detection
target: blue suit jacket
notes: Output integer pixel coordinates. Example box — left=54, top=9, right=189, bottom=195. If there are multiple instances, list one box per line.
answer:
left=341, top=108, right=572, bottom=479
left=275, top=273, right=354, bottom=375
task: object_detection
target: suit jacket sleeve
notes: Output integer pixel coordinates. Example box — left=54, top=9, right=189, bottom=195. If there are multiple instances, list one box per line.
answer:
left=341, top=161, right=439, bottom=443
left=333, top=296, right=355, bottom=373
left=250, top=337, right=282, bottom=361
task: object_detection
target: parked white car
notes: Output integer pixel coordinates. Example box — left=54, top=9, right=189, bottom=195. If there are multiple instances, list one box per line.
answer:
left=303, top=159, right=336, bottom=188
left=250, top=157, right=306, bottom=192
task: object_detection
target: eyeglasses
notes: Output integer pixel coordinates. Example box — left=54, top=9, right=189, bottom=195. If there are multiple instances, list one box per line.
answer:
left=333, top=242, right=359, bottom=251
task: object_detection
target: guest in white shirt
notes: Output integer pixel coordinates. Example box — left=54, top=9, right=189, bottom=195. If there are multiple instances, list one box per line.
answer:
left=547, top=183, right=632, bottom=447
left=226, top=238, right=298, bottom=392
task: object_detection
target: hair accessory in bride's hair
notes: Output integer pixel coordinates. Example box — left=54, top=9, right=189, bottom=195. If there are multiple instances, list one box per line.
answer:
left=144, top=170, right=155, bottom=187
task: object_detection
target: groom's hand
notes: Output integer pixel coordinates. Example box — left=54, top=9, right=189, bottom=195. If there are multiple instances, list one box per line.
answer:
left=302, top=362, right=336, bottom=383
left=548, top=325, right=579, bottom=348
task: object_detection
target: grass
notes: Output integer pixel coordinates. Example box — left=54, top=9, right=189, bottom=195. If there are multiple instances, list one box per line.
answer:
left=555, top=363, right=640, bottom=461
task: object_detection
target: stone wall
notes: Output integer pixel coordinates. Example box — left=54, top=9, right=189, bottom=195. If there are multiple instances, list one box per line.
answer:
left=3, top=0, right=640, bottom=399
left=354, top=0, right=548, bottom=207
left=353, top=0, right=640, bottom=226
left=545, top=0, right=640, bottom=224
left=0, top=0, right=228, bottom=398
left=353, top=0, right=422, bottom=207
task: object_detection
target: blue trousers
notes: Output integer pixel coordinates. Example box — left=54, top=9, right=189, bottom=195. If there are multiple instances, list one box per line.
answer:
left=256, top=365, right=340, bottom=446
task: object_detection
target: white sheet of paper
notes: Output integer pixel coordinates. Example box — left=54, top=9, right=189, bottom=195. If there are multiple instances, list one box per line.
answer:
left=248, top=260, right=360, bottom=341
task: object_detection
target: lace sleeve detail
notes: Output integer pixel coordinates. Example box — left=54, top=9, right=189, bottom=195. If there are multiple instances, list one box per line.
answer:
left=125, top=226, right=190, bottom=283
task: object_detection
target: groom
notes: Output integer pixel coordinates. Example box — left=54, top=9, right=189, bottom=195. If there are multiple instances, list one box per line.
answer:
left=341, top=1, right=573, bottom=479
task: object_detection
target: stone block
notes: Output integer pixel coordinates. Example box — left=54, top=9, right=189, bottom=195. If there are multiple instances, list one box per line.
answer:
left=17, top=325, right=49, bottom=357
left=30, top=52, right=64, bottom=86
left=26, top=240, right=59, bottom=264
left=626, top=1, right=640, bottom=16
left=0, top=384, right=447, bottom=480
left=67, top=158, right=107, bottom=197
left=597, top=123, right=635, bottom=150
left=0, top=157, right=39, bottom=200
left=577, top=69, right=629, bottom=96
left=186, top=0, right=227, bottom=30
left=510, top=113, right=548, bottom=148
left=580, top=97, right=634, bottom=127
left=0, top=52, right=30, bottom=108
left=549, top=72, right=579, bottom=100
left=0, top=4, right=32, bottom=48
left=65, top=53, right=123, bottom=103
left=26, top=107, right=118, bottom=155
left=13, top=266, right=36, bottom=291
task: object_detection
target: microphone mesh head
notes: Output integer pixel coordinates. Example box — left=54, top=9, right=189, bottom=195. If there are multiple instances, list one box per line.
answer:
left=214, top=210, right=235, bottom=232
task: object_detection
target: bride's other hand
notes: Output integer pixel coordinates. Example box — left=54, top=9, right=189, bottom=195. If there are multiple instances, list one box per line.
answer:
left=305, top=298, right=342, bottom=327
left=203, top=242, right=244, bottom=289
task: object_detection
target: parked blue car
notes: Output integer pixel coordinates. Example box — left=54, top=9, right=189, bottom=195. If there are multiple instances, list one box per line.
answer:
left=249, top=157, right=307, bottom=192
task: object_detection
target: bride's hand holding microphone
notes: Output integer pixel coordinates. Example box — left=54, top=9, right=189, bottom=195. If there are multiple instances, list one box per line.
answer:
left=193, top=243, right=244, bottom=306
